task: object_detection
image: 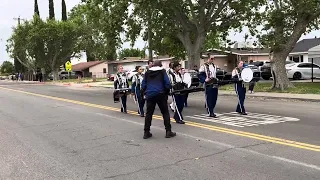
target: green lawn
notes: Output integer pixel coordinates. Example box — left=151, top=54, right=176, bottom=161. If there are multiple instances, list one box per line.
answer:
left=219, top=82, right=320, bottom=94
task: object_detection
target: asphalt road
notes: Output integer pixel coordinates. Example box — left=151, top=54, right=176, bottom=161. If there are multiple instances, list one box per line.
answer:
left=0, top=81, right=319, bottom=179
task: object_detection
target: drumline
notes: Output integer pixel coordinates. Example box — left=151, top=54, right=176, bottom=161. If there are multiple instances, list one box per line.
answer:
left=113, top=68, right=254, bottom=109
left=169, top=68, right=254, bottom=95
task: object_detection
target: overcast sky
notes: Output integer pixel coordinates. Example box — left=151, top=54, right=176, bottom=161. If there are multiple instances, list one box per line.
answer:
left=1, top=0, right=319, bottom=64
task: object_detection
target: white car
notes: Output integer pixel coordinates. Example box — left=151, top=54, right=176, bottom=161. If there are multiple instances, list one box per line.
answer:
left=286, top=62, right=320, bottom=80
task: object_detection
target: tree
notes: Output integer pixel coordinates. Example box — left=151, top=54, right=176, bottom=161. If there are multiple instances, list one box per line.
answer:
left=49, top=0, right=55, bottom=19
left=34, top=0, right=40, bottom=17
left=122, top=0, right=258, bottom=69
left=118, top=48, right=145, bottom=59
left=247, top=0, right=320, bottom=90
left=0, top=61, right=14, bottom=74
left=62, top=0, right=67, bottom=21
left=7, top=20, right=34, bottom=72
left=7, top=17, right=82, bottom=79
left=69, top=2, right=128, bottom=60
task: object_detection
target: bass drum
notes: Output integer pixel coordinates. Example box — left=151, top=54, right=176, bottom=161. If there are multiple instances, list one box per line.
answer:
left=241, top=68, right=254, bottom=83
left=183, top=72, right=192, bottom=88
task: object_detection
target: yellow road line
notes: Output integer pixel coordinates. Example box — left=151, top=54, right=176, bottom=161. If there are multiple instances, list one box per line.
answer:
left=1, top=86, right=319, bottom=152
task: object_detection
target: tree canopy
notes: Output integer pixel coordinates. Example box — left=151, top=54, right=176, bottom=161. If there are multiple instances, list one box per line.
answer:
left=0, top=61, right=14, bottom=74
left=247, top=0, right=320, bottom=90
left=7, top=16, right=82, bottom=77
left=118, top=48, right=145, bottom=59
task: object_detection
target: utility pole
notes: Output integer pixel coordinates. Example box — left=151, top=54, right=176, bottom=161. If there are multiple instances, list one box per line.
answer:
left=147, top=4, right=153, bottom=61
left=13, top=16, right=26, bottom=74
left=13, top=16, right=26, bottom=26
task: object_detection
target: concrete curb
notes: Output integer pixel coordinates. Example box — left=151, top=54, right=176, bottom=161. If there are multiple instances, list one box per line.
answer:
left=219, top=93, right=320, bottom=102
left=86, top=85, right=320, bottom=102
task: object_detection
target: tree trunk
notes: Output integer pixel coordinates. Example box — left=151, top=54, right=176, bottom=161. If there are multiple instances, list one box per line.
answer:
left=177, top=31, right=205, bottom=69
left=147, top=6, right=153, bottom=60
left=186, top=46, right=201, bottom=69
left=271, top=52, right=294, bottom=90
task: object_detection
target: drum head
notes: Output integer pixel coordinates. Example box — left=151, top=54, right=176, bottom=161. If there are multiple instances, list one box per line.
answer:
left=183, top=73, right=192, bottom=88
left=241, top=68, right=253, bottom=83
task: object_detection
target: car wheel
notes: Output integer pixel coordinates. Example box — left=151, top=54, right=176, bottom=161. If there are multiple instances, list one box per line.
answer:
left=293, top=72, right=302, bottom=80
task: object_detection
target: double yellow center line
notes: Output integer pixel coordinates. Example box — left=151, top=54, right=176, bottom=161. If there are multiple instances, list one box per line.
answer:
left=1, top=86, right=319, bottom=152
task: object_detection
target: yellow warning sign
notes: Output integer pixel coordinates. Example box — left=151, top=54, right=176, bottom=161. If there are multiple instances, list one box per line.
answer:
left=65, top=61, right=72, bottom=72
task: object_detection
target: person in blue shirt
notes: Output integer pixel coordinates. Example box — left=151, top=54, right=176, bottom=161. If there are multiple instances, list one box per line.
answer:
left=141, top=60, right=176, bottom=139
left=232, top=60, right=247, bottom=115
left=198, top=54, right=219, bottom=118
left=131, top=66, right=145, bottom=117
left=114, top=65, right=129, bottom=113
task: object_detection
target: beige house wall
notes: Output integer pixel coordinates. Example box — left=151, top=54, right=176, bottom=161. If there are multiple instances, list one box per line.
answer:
left=89, top=62, right=108, bottom=78
left=241, top=55, right=270, bottom=62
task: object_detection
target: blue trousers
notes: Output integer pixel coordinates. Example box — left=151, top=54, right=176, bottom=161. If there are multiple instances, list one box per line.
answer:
left=173, top=94, right=184, bottom=121
left=205, top=87, right=218, bottom=115
left=235, top=83, right=246, bottom=113
left=120, top=95, right=127, bottom=112
left=184, top=93, right=189, bottom=107
left=135, top=89, right=145, bottom=116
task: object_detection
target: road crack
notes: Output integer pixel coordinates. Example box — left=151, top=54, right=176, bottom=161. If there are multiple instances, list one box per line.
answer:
left=104, top=147, right=234, bottom=179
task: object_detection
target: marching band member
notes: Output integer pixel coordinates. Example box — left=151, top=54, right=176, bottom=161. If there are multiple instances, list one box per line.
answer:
left=232, top=61, right=247, bottom=115
left=114, top=65, right=129, bottom=113
left=169, top=62, right=186, bottom=124
left=199, top=54, right=218, bottom=118
left=167, top=62, right=175, bottom=111
left=131, top=66, right=145, bottom=117
left=180, top=68, right=189, bottom=107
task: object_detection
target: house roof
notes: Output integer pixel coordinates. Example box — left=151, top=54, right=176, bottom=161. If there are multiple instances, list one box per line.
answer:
left=205, top=48, right=270, bottom=56
left=229, top=48, right=270, bottom=55
left=108, top=57, right=174, bottom=64
left=72, top=61, right=104, bottom=71
left=291, top=38, right=320, bottom=53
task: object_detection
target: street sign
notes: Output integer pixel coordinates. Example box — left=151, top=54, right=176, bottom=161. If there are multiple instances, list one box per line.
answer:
left=65, top=61, right=72, bottom=72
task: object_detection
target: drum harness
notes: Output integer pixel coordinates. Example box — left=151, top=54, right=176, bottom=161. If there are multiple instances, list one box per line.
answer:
left=114, top=72, right=129, bottom=109
left=133, top=73, right=143, bottom=109
left=170, top=70, right=185, bottom=121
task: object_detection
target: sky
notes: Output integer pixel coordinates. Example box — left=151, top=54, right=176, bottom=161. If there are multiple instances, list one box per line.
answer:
left=1, top=0, right=320, bottom=64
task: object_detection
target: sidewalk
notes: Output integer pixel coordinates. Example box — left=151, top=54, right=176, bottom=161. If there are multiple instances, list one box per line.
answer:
left=86, top=82, right=320, bottom=102
left=9, top=80, right=320, bottom=102
left=218, top=90, right=320, bottom=102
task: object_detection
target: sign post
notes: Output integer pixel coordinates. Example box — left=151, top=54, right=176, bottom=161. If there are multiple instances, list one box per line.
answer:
left=65, top=60, right=72, bottom=79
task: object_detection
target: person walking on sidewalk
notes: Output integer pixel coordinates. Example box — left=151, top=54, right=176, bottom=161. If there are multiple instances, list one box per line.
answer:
left=141, top=60, right=176, bottom=139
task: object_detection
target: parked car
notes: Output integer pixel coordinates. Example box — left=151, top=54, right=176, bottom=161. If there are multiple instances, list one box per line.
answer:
left=49, top=71, right=77, bottom=80
left=247, top=64, right=261, bottom=82
left=107, top=74, right=115, bottom=81
left=286, top=62, right=320, bottom=80
left=260, top=60, right=295, bottom=80
left=186, top=69, right=200, bottom=87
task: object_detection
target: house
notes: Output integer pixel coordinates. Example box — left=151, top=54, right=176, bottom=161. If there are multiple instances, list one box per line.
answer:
left=72, top=61, right=106, bottom=77
left=202, top=48, right=270, bottom=71
left=287, top=38, right=320, bottom=63
left=107, top=56, right=182, bottom=74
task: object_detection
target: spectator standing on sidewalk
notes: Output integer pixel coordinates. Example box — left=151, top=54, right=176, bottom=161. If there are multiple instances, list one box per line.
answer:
left=141, top=60, right=176, bottom=139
